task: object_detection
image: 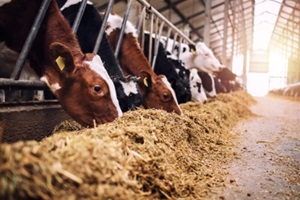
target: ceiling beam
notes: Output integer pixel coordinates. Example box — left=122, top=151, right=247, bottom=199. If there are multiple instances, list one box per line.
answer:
left=163, top=0, right=203, bottom=40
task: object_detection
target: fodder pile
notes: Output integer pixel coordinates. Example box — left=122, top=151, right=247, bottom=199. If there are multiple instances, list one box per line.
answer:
left=0, top=91, right=256, bottom=200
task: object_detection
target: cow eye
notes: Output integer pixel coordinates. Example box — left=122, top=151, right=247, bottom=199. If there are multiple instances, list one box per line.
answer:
left=205, top=53, right=209, bottom=57
left=94, top=85, right=101, bottom=93
left=162, top=93, right=171, bottom=102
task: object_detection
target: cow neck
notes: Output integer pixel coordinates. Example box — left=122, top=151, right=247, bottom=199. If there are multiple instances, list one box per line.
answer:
left=97, top=33, right=124, bottom=81
left=45, top=1, right=84, bottom=63
left=115, top=31, right=156, bottom=77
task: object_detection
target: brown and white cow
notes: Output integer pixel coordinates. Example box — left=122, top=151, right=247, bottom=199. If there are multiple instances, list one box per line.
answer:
left=0, top=0, right=122, bottom=126
left=104, top=13, right=182, bottom=115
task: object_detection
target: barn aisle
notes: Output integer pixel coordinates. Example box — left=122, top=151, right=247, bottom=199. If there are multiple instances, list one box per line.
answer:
left=214, top=96, right=300, bottom=199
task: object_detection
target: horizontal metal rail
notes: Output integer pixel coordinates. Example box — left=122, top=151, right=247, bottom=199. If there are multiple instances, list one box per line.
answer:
left=0, top=79, right=47, bottom=90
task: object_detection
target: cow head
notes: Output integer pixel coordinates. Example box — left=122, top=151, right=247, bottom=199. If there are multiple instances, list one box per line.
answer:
left=215, top=67, right=237, bottom=82
left=167, top=57, right=191, bottom=104
left=139, top=71, right=182, bottom=115
left=42, top=42, right=122, bottom=126
left=193, top=42, right=223, bottom=74
left=189, top=68, right=207, bottom=103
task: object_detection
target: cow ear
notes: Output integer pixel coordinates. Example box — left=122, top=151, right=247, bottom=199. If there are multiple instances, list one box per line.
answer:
left=49, top=42, right=75, bottom=74
left=139, top=70, right=152, bottom=88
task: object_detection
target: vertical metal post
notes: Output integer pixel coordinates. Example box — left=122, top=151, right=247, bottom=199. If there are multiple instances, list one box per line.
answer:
left=114, top=0, right=133, bottom=58
left=10, top=0, right=51, bottom=80
left=72, top=0, right=88, bottom=33
left=147, top=12, right=154, bottom=63
left=164, top=28, right=172, bottom=53
left=152, top=21, right=164, bottom=69
left=93, top=0, right=114, bottom=54
left=172, top=33, right=178, bottom=53
left=139, top=12, right=146, bottom=51
left=203, top=0, right=211, bottom=46
left=177, top=36, right=183, bottom=60
left=136, top=6, right=146, bottom=36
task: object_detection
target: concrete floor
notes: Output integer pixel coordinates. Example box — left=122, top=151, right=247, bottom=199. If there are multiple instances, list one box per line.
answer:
left=213, top=96, right=300, bottom=200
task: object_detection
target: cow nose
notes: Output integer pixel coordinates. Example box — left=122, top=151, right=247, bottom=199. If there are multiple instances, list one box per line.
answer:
left=203, top=100, right=207, bottom=104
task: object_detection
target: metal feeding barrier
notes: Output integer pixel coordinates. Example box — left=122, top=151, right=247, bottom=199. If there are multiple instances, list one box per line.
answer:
left=0, top=0, right=194, bottom=102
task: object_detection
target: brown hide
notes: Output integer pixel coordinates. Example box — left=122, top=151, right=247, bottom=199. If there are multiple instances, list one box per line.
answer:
left=106, top=27, right=181, bottom=115
left=0, top=0, right=121, bottom=126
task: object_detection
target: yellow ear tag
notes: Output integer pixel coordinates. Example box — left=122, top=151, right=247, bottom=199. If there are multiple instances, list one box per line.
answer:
left=55, top=56, right=65, bottom=71
left=143, top=77, right=148, bottom=87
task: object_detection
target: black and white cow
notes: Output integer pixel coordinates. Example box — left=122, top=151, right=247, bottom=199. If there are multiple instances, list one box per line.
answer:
left=198, top=71, right=217, bottom=98
left=189, top=68, right=208, bottom=102
left=56, top=0, right=142, bottom=112
left=143, top=32, right=191, bottom=104
left=160, top=37, right=208, bottom=103
left=161, top=37, right=223, bottom=74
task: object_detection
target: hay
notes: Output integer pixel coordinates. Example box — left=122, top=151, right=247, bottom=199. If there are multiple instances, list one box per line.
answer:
left=0, top=91, right=256, bottom=200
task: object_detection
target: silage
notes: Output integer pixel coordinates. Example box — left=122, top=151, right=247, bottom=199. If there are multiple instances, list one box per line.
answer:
left=0, top=91, right=256, bottom=200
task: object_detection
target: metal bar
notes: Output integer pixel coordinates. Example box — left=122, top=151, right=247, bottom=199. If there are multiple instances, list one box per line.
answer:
left=93, top=0, right=114, bottom=54
left=136, top=0, right=194, bottom=45
left=151, top=15, right=159, bottom=68
left=164, top=28, right=172, bottom=53
left=72, top=0, right=88, bottom=33
left=139, top=13, right=146, bottom=51
left=152, top=21, right=165, bottom=69
left=10, top=0, right=51, bottom=80
left=136, top=6, right=146, bottom=36
left=148, top=12, right=154, bottom=63
left=114, top=0, right=133, bottom=58
left=136, top=6, right=146, bottom=48
left=177, top=36, right=183, bottom=60
left=0, top=78, right=47, bottom=89
left=171, top=33, right=178, bottom=52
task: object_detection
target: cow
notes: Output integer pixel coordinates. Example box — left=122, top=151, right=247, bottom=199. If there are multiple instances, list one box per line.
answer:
left=198, top=71, right=217, bottom=98
left=56, top=0, right=142, bottom=112
left=189, top=68, right=208, bottom=103
left=214, top=67, right=244, bottom=93
left=0, top=0, right=122, bottom=126
left=160, top=38, right=207, bottom=103
left=104, top=13, right=182, bottom=115
left=161, top=37, right=223, bottom=74
left=143, top=32, right=191, bottom=104
left=213, top=77, right=227, bottom=94
left=215, top=67, right=236, bottom=93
